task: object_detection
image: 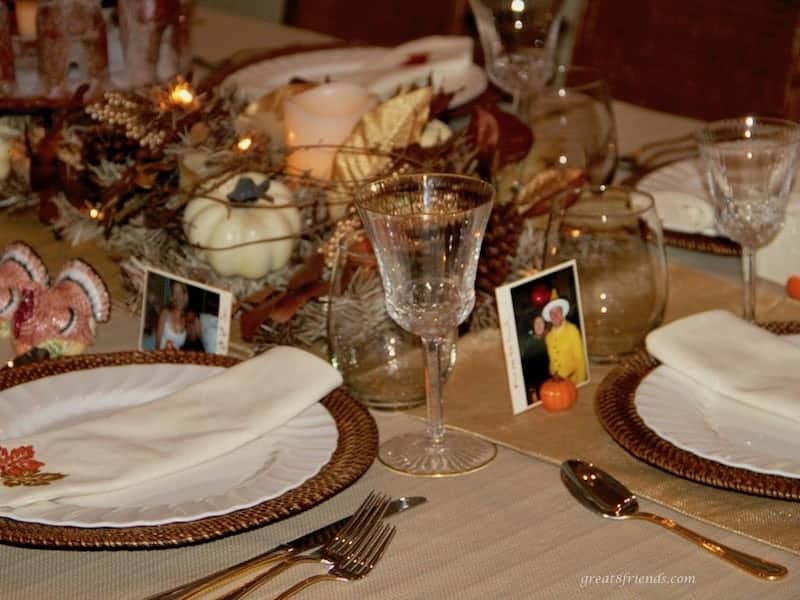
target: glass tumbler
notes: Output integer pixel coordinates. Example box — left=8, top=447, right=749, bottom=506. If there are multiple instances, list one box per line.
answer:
left=543, top=185, right=668, bottom=361
left=527, top=65, right=618, bottom=184
left=327, top=233, right=455, bottom=410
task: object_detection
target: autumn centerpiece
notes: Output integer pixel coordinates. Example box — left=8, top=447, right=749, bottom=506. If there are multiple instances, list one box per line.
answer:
left=0, top=47, right=588, bottom=352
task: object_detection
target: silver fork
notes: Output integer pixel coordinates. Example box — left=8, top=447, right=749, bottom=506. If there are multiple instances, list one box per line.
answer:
left=219, top=492, right=392, bottom=600
left=274, top=522, right=396, bottom=600
left=619, top=132, right=697, bottom=174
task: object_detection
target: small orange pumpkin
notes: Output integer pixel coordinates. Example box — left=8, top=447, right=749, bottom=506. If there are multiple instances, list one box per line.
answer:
left=539, top=376, right=578, bottom=412
left=786, top=275, right=800, bottom=301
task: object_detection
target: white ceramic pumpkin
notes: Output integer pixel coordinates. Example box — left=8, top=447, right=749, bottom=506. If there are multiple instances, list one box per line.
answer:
left=183, top=172, right=302, bottom=279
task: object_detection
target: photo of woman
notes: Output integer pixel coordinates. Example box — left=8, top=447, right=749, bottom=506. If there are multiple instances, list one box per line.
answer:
left=155, top=280, right=201, bottom=351
left=139, top=269, right=231, bottom=355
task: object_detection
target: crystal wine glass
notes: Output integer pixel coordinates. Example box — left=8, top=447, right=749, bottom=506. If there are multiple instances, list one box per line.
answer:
left=469, top=0, right=564, bottom=116
left=694, top=117, right=800, bottom=322
left=355, top=173, right=496, bottom=476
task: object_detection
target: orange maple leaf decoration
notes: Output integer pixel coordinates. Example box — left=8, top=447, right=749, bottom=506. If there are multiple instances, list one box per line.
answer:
left=0, top=445, right=45, bottom=477
left=0, top=445, right=64, bottom=487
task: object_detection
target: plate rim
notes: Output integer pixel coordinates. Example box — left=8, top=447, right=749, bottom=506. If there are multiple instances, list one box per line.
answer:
left=0, top=350, right=378, bottom=549
left=596, top=321, right=800, bottom=501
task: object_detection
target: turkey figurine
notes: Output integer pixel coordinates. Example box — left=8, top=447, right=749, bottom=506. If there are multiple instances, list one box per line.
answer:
left=0, top=242, right=49, bottom=338
left=12, top=260, right=110, bottom=356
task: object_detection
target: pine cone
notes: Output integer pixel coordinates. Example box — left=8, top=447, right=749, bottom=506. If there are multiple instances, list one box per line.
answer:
left=476, top=202, right=524, bottom=294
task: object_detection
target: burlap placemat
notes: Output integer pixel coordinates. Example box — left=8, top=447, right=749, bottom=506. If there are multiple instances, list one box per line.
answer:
left=424, top=263, right=800, bottom=555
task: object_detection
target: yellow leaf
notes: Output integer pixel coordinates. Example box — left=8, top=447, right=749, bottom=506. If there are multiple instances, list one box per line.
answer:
left=331, top=87, right=432, bottom=183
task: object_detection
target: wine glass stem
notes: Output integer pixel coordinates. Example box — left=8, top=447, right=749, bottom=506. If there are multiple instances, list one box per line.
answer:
left=421, top=335, right=446, bottom=444
left=741, top=246, right=756, bottom=322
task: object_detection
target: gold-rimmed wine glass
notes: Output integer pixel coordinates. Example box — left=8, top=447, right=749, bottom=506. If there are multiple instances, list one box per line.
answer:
left=355, top=173, right=496, bottom=476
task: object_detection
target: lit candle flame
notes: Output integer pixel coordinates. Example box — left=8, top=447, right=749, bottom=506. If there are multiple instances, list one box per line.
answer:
left=169, top=83, right=195, bottom=107
left=237, top=137, right=253, bottom=151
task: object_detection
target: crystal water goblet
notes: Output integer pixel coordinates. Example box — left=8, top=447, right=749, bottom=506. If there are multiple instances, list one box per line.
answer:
left=355, top=173, right=496, bottom=476
left=694, top=117, right=800, bottom=322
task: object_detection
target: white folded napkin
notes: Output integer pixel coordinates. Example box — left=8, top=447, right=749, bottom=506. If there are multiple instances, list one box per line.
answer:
left=0, top=346, right=342, bottom=509
left=645, top=310, right=800, bottom=421
left=337, top=36, right=474, bottom=99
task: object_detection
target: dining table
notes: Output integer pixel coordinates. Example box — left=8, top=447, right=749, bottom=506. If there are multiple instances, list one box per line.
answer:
left=2, top=7, right=800, bottom=600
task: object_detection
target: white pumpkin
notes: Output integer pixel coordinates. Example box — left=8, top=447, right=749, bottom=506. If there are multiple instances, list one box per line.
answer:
left=183, top=172, right=302, bottom=279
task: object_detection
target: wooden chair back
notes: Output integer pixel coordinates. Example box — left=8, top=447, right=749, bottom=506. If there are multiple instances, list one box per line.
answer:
left=570, top=0, right=800, bottom=120
left=284, top=0, right=469, bottom=46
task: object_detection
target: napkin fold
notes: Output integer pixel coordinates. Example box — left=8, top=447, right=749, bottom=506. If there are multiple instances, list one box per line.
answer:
left=0, top=347, right=342, bottom=509
left=337, top=36, right=474, bottom=100
left=645, top=310, right=800, bottom=421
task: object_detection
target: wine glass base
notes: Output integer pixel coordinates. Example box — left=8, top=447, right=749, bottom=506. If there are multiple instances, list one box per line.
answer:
left=378, top=431, right=497, bottom=477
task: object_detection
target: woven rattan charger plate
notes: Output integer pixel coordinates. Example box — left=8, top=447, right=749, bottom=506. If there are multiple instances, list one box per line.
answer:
left=0, top=351, right=378, bottom=549
left=596, top=321, right=800, bottom=501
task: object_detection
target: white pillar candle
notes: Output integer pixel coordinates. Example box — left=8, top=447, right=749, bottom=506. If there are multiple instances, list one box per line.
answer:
left=15, top=0, right=37, bottom=39
left=283, top=82, right=377, bottom=183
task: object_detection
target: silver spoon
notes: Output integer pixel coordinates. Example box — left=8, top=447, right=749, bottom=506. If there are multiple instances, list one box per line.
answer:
left=560, top=459, right=787, bottom=581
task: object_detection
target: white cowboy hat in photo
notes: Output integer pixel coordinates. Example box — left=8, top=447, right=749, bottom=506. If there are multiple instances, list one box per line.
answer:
left=542, top=298, right=570, bottom=322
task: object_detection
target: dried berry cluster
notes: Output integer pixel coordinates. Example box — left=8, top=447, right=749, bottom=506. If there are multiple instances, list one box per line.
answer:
left=85, top=91, right=168, bottom=152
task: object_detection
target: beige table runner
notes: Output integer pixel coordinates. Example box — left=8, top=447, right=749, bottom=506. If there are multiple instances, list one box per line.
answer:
left=430, top=263, right=800, bottom=554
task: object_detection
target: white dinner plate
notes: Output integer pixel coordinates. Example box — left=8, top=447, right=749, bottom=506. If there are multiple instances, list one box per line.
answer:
left=635, top=335, right=800, bottom=479
left=0, top=364, right=337, bottom=528
left=223, top=46, right=488, bottom=108
left=636, top=158, right=718, bottom=235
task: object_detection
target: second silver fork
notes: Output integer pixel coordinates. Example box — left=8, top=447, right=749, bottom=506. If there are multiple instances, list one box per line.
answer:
left=274, top=521, right=396, bottom=600
left=220, top=491, right=392, bottom=600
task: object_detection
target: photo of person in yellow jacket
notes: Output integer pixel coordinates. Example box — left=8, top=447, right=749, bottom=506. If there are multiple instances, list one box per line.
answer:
left=536, top=297, right=587, bottom=385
